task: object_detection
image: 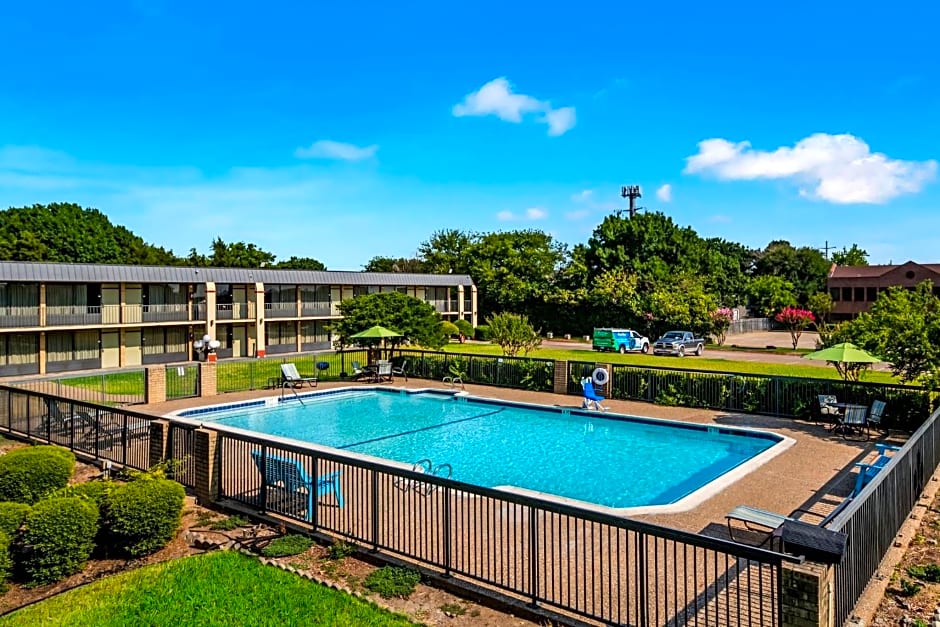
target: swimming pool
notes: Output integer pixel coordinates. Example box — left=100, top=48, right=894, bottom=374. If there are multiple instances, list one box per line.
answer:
left=177, top=388, right=791, bottom=513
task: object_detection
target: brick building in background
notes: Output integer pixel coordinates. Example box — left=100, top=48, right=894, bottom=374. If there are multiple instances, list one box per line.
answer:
left=828, top=261, right=940, bottom=320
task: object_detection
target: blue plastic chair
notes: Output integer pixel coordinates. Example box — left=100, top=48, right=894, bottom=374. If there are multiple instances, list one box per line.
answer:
left=250, top=451, right=343, bottom=520
left=852, top=443, right=901, bottom=496
left=581, top=379, right=607, bottom=411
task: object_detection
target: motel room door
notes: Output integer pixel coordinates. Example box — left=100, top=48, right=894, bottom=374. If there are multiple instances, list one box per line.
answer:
left=101, top=286, right=120, bottom=324
left=232, top=326, right=247, bottom=357
left=100, top=331, right=120, bottom=368
left=124, top=330, right=142, bottom=366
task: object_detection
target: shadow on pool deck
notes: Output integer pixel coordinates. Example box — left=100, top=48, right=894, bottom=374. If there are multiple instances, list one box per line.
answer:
left=141, top=379, right=902, bottom=541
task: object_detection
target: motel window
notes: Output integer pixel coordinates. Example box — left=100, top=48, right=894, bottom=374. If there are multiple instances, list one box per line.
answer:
left=216, top=284, right=233, bottom=305
left=866, top=287, right=878, bottom=302
left=264, top=284, right=295, bottom=304
left=0, top=283, right=39, bottom=308
left=830, top=288, right=840, bottom=301
left=268, top=321, right=296, bottom=345
left=352, top=286, right=368, bottom=297
left=854, top=287, right=865, bottom=302
left=300, top=285, right=329, bottom=303
left=0, top=334, right=39, bottom=366
left=143, top=284, right=186, bottom=305
left=300, top=320, right=329, bottom=344
left=842, top=287, right=853, bottom=301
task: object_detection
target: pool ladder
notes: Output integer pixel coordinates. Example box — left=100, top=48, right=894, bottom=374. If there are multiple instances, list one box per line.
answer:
left=394, top=459, right=453, bottom=496
left=442, top=376, right=465, bottom=390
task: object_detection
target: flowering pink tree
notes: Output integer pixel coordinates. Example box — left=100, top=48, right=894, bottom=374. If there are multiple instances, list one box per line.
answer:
left=710, top=308, right=734, bottom=346
left=775, top=306, right=815, bottom=350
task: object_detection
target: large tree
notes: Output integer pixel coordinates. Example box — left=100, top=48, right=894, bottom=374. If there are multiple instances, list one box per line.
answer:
left=362, top=256, right=426, bottom=273
left=753, top=240, right=829, bottom=304
left=332, top=292, right=446, bottom=352
left=0, top=203, right=178, bottom=265
left=417, top=229, right=475, bottom=275
left=188, top=238, right=277, bottom=268
left=274, top=256, right=326, bottom=270
left=831, top=244, right=869, bottom=267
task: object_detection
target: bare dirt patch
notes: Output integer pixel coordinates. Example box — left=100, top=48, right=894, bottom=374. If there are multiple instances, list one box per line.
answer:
left=870, top=494, right=940, bottom=626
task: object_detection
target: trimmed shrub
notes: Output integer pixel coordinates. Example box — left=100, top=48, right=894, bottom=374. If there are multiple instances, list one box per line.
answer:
left=0, top=502, right=31, bottom=538
left=473, top=324, right=491, bottom=341
left=454, top=319, right=473, bottom=339
left=0, top=446, right=75, bottom=504
left=0, top=530, right=11, bottom=583
left=15, top=497, right=98, bottom=585
left=51, top=481, right=115, bottom=511
left=106, top=477, right=185, bottom=557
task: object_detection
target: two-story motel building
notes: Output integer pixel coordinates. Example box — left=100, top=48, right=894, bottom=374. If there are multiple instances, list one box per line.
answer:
left=0, top=262, right=476, bottom=377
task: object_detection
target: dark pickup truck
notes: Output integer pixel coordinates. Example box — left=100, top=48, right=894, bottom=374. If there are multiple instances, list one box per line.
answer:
left=652, top=331, right=705, bottom=357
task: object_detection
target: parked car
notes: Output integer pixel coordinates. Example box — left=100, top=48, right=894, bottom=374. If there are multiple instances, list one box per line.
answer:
left=652, top=331, right=705, bottom=357
left=592, top=328, right=650, bottom=354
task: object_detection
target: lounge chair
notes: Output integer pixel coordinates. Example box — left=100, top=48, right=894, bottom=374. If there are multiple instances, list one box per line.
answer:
left=351, top=361, right=373, bottom=381
left=581, top=378, right=607, bottom=411
left=80, top=411, right=151, bottom=448
left=280, top=363, right=317, bottom=388
left=250, top=451, right=343, bottom=520
left=391, top=359, right=408, bottom=381
left=41, top=398, right=93, bottom=432
left=727, top=443, right=901, bottom=544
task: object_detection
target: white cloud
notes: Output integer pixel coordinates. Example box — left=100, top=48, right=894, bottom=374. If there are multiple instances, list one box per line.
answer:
left=543, top=107, right=576, bottom=136
left=525, top=207, right=547, bottom=220
left=684, top=133, right=937, bottom=204
left=453, top=78, right=576, bottom=136
left=496, top=207, right=548, bottom=221
left=571, top=189, right=593, bottom=202
left=656, top=184, right=672, bottom=202
left=295, top=140, right=378, bottom=161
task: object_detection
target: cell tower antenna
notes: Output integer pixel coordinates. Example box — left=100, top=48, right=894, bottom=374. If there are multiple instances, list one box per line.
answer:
left=620, top=185, right=643, bottom=218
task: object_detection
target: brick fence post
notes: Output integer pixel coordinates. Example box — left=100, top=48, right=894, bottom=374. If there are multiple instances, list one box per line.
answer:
left=148, top=419, right=170, bottom=469
left=782, top=561, right=833, bottom=627
left=200, top=362, right=217, bottom=397
left=553, top=360, right=569, bottom=395
left=145, top=366, right=166, bottom=404
left=192, top=428, right=221, bottom=506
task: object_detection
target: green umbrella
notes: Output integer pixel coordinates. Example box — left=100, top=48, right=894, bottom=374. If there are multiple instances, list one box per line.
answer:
left=803, top=342, right=881, bottom=364
left=349, top=325, right=402, bottom=340
left=804, top=342, right=881, bottom=381
left=349, top=325, right=402, bottom=361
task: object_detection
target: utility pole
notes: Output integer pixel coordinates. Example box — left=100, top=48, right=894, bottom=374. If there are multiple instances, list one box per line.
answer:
left=818, top=240, right=838, bottom=259
left=621, top=185, right=643, bottom=218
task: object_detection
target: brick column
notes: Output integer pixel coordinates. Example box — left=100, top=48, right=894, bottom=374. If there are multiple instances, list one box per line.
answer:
left=553, top=360, right=569, bottom=395
left=145, top=366, right=166, bottom=404
left=200, top=362, right=217, bottom=397
left=192, top=428, right=221, bottom=506
left=782, top=561, right=833, bottom=627
left=149, top=419, right=170, bottom=468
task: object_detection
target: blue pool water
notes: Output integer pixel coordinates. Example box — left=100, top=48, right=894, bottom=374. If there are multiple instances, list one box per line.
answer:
left=186, top=389, right=781, bottom=509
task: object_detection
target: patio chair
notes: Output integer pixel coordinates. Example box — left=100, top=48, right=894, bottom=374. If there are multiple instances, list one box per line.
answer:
left=836, top=405, right=870, bottom=441
left=867, top=400, right=888, bottom=435
left=251, top=451, right=343, bottom=520
left=280, top=363, right=317, bottom=388
left=81, top=412, right=151, bottom=448
left=581, top=378, right=608, bottom=411
left=391, top=359, right=408, bottom=381
left=41, top=398, right=94, bottom=433
left=351, top=361, right=373, bottom=381
left=374, top=360, right=393, bottom=382
left=851, top=442, right=901, bottom=496
left=815, top=394, right=839, bottom=426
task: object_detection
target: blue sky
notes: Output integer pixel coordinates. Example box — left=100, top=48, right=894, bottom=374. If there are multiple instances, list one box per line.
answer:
left=1, top=1, right=938, bottom=268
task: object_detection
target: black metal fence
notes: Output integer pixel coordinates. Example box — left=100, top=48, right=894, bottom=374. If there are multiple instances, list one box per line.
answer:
left=0, top=384, right=153, bottom=471
left=397, top=350, right=555, bottom=392
left=165, top=363, right=200, bottom=400
left=565, top=361, right=931, bottom=432
left=216, top=427, right=789, bottom=625
left=829, top=405, right=940, bottom=625
left=5, top=368, right=147, bottom=406
left=215, top=350, right=368, bottom=393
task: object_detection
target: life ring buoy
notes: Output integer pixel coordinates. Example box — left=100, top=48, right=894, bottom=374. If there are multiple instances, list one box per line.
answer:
left=592, top=367, right=609, bottom=387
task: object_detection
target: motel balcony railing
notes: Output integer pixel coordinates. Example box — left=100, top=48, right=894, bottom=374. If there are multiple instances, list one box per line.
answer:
left=427, top=299, right=457, bottom=313
left=264, top=302, right=297, bottom=318
left=215, top=302, right=254, bottom=320
left=300, top=303, right=332, bottom=317
left=45, top=305, right=106, bottom=326
left=0, top=306, right=40, bottom=327
left=141, top=303, right=190, bottom=323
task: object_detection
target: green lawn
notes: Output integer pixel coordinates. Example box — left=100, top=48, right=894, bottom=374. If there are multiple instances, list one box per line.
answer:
left=441, top=343, right=902, bottom=384
left=57, top=371, right=145, bottom=396
left=0, top=551, right=417, bottom=627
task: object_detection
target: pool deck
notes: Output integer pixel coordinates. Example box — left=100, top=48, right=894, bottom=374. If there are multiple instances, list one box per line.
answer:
left=143, top=379, right=903, bottom=542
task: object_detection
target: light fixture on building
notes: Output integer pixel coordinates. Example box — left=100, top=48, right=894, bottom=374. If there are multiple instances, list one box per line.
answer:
left=193, top=333, right=221, bottom=362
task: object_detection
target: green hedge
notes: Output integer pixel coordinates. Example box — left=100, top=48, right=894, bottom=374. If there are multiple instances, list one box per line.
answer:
left=106, top=478, right=185, bottom=557
left=0, top=446, right=76, bottom=504
left=0, top=530, right=11, bottom=583
left=16, top=497, right=98, bottom=585
left=0, top=503, right=31, bottom=538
